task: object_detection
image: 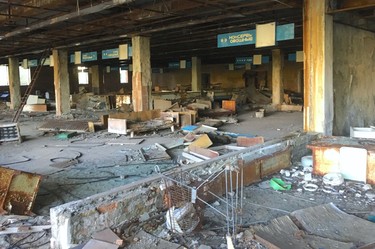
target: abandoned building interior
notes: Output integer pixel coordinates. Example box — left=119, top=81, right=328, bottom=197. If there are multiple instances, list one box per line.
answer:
left=0, top=0, right=375, bottom=248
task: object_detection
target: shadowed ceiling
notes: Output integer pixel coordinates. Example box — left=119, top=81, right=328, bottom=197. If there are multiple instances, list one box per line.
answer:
left=0, top=0, right=373, bottom=65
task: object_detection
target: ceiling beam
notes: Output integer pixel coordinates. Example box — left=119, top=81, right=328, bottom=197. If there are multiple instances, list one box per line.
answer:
left=328, top=0, right=375, bottom=13
left=2, top=0, right=135, bottom=39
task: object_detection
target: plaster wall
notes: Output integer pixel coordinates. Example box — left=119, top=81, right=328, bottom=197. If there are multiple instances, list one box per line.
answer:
left=333, top=23, right=375, bottom=135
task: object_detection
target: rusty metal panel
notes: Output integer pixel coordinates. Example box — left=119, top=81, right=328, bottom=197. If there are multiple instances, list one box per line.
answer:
left=3, top=171, right=42, bottom=215
left=367, top=151, right=375, bottom=185
left=0, top=168, right=17, bottom=214
left=241, top=159, right=261, bottom=186
left=310, top=147, right=340, bottom=176
left=260, top=147, right=292, bottom=177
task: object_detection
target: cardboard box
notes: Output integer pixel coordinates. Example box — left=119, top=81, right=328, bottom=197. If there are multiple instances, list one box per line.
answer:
left=108, top=118, right=127, bottom=135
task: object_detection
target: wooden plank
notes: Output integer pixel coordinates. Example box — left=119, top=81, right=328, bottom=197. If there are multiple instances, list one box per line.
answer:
left=279, top=104, right=303, bottom=112
left=23, top=104, right=47, bottom=112
left=292, top=203, right=375, bottom=244
left=101, top=115, right=109, bottom=128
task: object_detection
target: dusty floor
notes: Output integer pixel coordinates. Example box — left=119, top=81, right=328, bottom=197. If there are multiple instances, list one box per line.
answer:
left=1, top=105, right=374, bottom=248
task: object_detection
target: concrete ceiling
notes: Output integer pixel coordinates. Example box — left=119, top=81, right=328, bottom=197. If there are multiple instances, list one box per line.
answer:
left=0, top=0, right=373, bottom=65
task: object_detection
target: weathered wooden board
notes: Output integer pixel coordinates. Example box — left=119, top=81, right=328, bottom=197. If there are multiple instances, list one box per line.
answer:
left=292, top=203, right=375, bottom=245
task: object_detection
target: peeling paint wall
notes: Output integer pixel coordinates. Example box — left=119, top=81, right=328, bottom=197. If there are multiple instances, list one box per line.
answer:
left=333, top=23, right=375, bottom=136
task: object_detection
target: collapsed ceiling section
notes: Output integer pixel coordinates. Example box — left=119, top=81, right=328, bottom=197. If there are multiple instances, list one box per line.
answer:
left=0, top=0, right=373, bottom=65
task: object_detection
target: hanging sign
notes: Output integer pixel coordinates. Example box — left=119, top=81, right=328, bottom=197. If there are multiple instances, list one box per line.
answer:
left=218, top=30, right=256, bottom=48
left=102, top=48, right=119, bottom=59
left=81, top=51, right=97, bottom=62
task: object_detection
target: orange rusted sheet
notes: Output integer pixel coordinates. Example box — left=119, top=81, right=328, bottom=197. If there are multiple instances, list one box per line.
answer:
left=0, top=166, right=41, bottom=215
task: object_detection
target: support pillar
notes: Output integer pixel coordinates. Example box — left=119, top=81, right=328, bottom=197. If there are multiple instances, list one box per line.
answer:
left=91, top=65, right=100, bottom=94
left=52, top=49, right=70, bottom=116
left=132, top=36, right=151, bottom=111
left=8, top=57, right=21, bottom=110
left=303, top=0, right=333, bottom=135
left=191, top=57, right=201, bottom=92
left=272, top=49, right=283, bottom=106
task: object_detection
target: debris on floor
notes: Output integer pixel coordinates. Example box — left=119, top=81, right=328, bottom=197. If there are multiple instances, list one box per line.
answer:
left=252, top=203, right=375, bottom=249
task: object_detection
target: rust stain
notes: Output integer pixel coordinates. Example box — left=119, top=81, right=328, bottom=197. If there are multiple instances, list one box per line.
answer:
left=97, top=202, right=118, bottom=214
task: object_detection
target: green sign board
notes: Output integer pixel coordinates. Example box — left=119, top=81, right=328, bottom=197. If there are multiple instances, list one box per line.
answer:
left=102, top=48, right=119, bottom=59
left=82, top=51, right=97, bottom=62
left=235, top=57, right=252, bottom=65
left=28, top=59, right=38, bottom=67
left=218, top=30, right=256, bottom=48
left=218, top=23, right=295, bottom=48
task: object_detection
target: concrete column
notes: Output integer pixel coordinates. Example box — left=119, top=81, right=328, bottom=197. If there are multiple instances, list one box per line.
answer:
left=191, top=57, right=201, bottom=92
left=272, top=49, right=283, bottom=106
left=132, top=36, right=151, bottom=111
left=8, top=57, right=21, bottom=110
left=91, top=65, right=100, bottom=94
left=303, top=0, right=333, bottom=135
left=52, top=49, right=71, bottom=116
